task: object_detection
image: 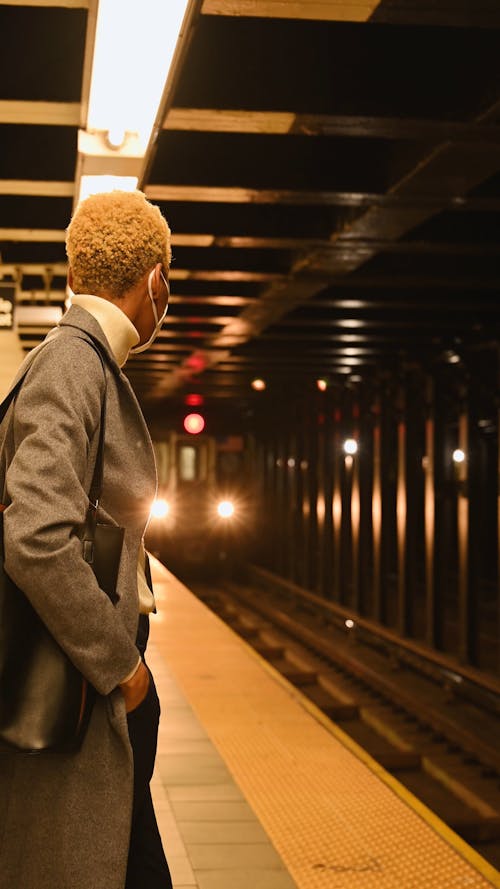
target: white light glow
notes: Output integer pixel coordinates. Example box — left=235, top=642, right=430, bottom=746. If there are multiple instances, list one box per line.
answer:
left=217, top=500, right=234, bottom=519
left=453, top=449, right=466, bottom=464
left=343, top=438, right=358, bottom=455
left=87, top=0, right=189, bottom=150
left=251, top=378, right=266, bottom=391
left=151, top=499, right=169, bottom=519
left=345, top=619, right=355, bottom=630
left=79, top=175, right=138, bottom=204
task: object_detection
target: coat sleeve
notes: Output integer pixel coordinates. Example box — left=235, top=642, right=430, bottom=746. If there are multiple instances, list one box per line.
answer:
left=3, top=335, right=140, bottom=695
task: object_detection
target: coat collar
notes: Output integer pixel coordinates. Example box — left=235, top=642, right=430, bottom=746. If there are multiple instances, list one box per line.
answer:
left=58, top=305, right=123, bottom=377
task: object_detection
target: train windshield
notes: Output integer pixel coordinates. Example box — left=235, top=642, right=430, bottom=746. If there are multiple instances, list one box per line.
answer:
left=178, top=444, right=199, bottom=482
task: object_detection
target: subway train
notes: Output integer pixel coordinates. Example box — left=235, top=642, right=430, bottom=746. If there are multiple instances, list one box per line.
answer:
left=145, top=423, right=257, bottom=577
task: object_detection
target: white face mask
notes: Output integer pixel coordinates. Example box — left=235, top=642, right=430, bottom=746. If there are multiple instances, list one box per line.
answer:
left=130, top=269, right=169, bottom=354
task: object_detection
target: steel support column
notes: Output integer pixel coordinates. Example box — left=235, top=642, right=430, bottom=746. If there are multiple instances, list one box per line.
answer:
left=321, top=397, right=334, bottom=598
left=396, top=375, right=420, bottom=637
left=350, top=398, right=361, bottom=613
left=457, top=400, right=479, bottom=665
left=331, top=397, right=343, bottom=602
left=306, top=402, right=319, bottom=592
left=358, top=388, right=374, bottom=616
left=372, top=395, right=383, bottom=621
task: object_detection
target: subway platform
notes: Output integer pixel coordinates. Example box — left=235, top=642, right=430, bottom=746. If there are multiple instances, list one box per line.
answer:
left=147, top=556, right=500, bottom=889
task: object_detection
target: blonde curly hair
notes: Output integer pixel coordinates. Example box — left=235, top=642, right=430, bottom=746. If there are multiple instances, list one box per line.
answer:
left=66, top=190, right=171, bottom=297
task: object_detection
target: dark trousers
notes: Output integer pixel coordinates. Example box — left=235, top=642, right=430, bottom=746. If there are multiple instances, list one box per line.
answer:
left=125, top=616, right=172, bottom=889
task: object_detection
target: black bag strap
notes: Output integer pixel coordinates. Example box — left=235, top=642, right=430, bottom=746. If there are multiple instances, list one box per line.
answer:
left=77, top=339, right=107, bottom=509
left=0, top=331, right=108, bottom=510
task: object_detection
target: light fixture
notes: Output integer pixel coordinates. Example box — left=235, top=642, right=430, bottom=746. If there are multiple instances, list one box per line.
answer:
left=150, top=499, right=169, bottom=519
left=78, top=0, right=190, bottom=203
left=106, top=126, right=127, bottom=150
left=185, top=393, right=204, bottom=407
left=78, top=175, right=139, bottom=204
left=251, top=378, right=266, bottom=391
left=217, top=500, right=235, bottom=519
left=343, top=439, right=358, bottom=455
left=453, top=449, right=466, bottom=464
left=183, top=413, right=205, bottom=435
left=87, top=0, right=189, bottom=149
left=316, top=379, right=327, bottom=392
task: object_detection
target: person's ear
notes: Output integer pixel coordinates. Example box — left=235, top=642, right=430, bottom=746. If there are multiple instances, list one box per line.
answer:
left=152, top=263, right=163, bottom=300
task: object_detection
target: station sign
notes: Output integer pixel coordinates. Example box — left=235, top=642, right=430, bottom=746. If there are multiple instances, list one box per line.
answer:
left=0, top=285, right=15, bottom=330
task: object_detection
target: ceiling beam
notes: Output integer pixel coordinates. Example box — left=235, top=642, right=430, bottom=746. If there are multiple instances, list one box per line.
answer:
left=304, top=298, right=500, bottom=311
left=4, top=227, right=500, bottom=260
left=323, top=275, right=500, bottom=291
left=148, top=86, right=500, bottom=398
left=144, top=183, right=500, bottom=213
left=170, top=269, right=285, bottom=282
left=0, top=263, right=67, bottom=277
left=200, top=0, right=381, bottom=22
left=0, top=231, right=218, bottom=248
left=164, top=108, right=500, bottom=144
left=0, top=181, right=74, bottom=197
left=216, top=236, right=500, bottom=257
left=0, top=229, right=66, bottom=243
left=1, top=0, right=88, bottom=5
left=78, top=0, right=99, bottom=133
left=0, top=101, right=81, bottom=126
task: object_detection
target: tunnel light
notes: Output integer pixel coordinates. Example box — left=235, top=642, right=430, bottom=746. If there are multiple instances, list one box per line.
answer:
left=343, top=438, right=358, bottom=455
left=87, top=0, right=189, bottom=150
left=217, top=500, right=235, bottom=519
left=251, top=378, right=266, bottom=391
left=316, top=378, right=327, bottom=392
left=151, top=499, right=169, bottom=519
left=453, top=449, right=466, bottom=464
left=345, top=619, right=355, bottom=630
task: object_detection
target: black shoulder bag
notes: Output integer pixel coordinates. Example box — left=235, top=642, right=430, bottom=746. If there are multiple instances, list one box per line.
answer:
left=0, top=339, right=124, bottom=754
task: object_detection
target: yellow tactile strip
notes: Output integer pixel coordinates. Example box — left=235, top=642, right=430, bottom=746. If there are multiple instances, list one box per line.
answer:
left=149, top=560, right=499, bottom=889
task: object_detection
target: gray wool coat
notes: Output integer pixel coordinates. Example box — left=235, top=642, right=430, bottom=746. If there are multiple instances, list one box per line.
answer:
left=0, top=306, right=157, bottom=889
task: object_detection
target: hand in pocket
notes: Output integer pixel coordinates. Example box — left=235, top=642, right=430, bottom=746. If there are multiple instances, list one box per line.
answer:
left=119, top=661, right=150, bottom=713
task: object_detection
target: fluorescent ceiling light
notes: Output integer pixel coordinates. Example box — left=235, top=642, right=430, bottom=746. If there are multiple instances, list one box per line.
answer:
left=79, top=175, right=138, bottom=204
left=87, top=0, right=189, bottom=150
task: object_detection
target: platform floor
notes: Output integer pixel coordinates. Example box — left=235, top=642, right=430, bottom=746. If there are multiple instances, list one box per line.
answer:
left=147, top=557, right=500, bottom=889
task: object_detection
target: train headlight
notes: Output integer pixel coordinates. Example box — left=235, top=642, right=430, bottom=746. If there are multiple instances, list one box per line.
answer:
left=151, top=499, right=170, bottom=519
left=217, top=500, right=235, bottom=519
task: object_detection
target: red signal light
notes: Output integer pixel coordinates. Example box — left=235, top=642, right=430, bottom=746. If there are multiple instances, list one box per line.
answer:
left=185, top=393, right=204, bottom=407
left=183, top=413, right=205, bottom=434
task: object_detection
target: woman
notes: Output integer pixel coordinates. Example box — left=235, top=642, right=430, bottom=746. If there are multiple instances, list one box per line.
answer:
left=0, top=190, right=173, bottom=889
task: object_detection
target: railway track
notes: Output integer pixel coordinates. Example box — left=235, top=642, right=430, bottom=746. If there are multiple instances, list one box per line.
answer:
left=186, top=566, right=500, bottom=873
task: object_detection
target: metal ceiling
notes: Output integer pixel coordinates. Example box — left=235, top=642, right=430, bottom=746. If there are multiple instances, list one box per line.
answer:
left=1, top=0, right=500, bottom=420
